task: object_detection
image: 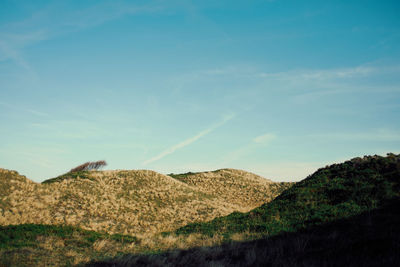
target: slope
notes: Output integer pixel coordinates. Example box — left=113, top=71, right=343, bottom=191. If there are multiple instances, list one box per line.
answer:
left=88, top=197, right=400, bottom=267
left=175, top=153, right=400, bottom=238
left=0, top=224, right=138, bottom=266
left=0, top=168, right=289, bottom=236
left=169, top=169, right=292, bottom=211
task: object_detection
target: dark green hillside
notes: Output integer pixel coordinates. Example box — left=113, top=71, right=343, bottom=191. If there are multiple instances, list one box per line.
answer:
left=175, top=153, right=400, bottom=238
left=87, top=197, right=400, bottom=267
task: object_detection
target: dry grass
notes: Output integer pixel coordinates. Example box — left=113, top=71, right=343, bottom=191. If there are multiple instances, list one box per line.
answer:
left=0, top=168, right=291, bottom=237
left=171, top=169, right=292, bottom=212
left=0, top=167, right=292, bottom=266
left=88, top=198, right=400, bottom=267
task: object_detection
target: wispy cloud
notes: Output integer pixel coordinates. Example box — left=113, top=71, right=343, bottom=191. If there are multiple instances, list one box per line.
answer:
left=257, top=64, right=400, bottom=94
left=253, top=63, right=400, bottom=106
left=0, top=101, right=49, bottom=117
left=253, top=133, right=276, bottom=144
left=258, top=66, right=376, bottom=81
left=220, top=132, right=277, bottom=166
left=177, top=63, right=385, bottom=83
left=28, top=119, right=114, bottom=140
left=25, top=109, right=49, bottom=117
left=0, top=1, right=164, bottom=72
left=170, top=63, right=400, bottom=106
left=142, top=114, right=235, bottom=165
left=62, top=2, right=163, bottom=30
left=309, top=129, right=400, bottom=142
left=0, top=29, right=48, bottom=77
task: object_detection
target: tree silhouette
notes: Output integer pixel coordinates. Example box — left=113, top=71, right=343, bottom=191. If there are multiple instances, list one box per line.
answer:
left=69, top=160, right=107, bottom=173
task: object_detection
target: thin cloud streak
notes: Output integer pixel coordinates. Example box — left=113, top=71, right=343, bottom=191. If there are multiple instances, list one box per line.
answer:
left=257, top=65, right=376, bottom=80
left=0, top=2, right=163, bottom=72
left=309, top=129, right=400, bottom=142
left=220, top=132, right=276, bottom=166
left=253, top=133, right=276, bottom=144
left=143, top=114, right=235, bottom=165
left=0, top=101, right=49, bottom=117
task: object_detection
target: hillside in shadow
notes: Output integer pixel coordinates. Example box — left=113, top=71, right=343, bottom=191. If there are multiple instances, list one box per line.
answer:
left=175, top=153, right=400, bottom=238
left=87, top=197, right=400, bottom=266
left=1, top=153, right=398, bottom=266
left=87, top=153, right=400, bottom=266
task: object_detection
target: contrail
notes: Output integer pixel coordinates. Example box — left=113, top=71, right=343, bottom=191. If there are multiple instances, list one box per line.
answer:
left=142, top=114, right=235, bottom=165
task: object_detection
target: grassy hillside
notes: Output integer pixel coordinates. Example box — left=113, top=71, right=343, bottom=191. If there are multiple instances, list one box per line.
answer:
left=86, top=153, right=400, bottom=266
left=2, top=153, right=398, bottom=266
left=88, top=197, right=400, bottom=267
left=169, top=169, right=292, bottom=211
left=175, top=153, right=400, bottom=238
left=0, top=224, right=138, bottom=266
left=0, top=168, right=288, bottom=236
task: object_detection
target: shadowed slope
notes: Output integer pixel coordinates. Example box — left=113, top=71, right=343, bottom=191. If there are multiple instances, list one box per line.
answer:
left=175, top=153, right=400, bottom=238
left=1, top=154, right=399, bottom=266
left=87, top=153, right=400, bottom=266
left=87, top=197, right=400, bottom=267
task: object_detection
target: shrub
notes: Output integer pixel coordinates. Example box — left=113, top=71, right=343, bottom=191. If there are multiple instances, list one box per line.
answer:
left=70, top=160, right=107, bottom=172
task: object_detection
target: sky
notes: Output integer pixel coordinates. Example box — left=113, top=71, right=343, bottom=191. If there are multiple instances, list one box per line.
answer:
left=1, top=0, right=400, bottom=182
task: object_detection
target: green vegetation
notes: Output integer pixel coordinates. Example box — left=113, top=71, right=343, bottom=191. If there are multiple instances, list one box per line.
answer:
left=2, top=153, right=399, bottom=266
left=0, top=224, right=138, bottom=249
left=168, top=169, right=227, bottom=182
left=0, top=224, right=139, bottom=266
left=89, top=197, right=400, bottom=267
left=69, top=161, right=107, bottom=173
left=42, top=161, right=107, bottom=184
left=42, top=171, right=95, bottom=184
left=168, top=172, right=197, bottom=183
left=175, top=153, right=400, bottom=238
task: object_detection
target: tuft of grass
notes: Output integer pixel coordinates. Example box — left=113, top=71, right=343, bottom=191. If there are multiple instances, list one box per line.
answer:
left=167, top=172, right=198, bottom=183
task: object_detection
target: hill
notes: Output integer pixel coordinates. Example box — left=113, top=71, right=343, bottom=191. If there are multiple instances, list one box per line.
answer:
left=0, top=169, right=289, bottom=236
left=87, top=197, right=400, bottom=267
left=169, top=168, right=291, bottom=212
left=87, top=153, right=400, bottom=266
left=1, top=153, right=399, bottom=266
left=175, top=153, right=400, bottom=238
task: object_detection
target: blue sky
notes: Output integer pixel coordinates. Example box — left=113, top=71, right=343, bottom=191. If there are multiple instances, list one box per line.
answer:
left=1, top=0, right=400, bottom=182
